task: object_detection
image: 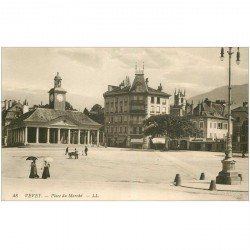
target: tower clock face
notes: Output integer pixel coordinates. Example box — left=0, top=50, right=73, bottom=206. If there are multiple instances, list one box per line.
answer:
left=57, top=94, right=63, bottom=102
left=50, top=94, right=54, bottom=102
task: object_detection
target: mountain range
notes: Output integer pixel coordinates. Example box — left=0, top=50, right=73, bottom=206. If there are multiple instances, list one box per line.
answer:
left=188, top=83, right=248, bottom=108
left=2, top=83, right=248, bottom=110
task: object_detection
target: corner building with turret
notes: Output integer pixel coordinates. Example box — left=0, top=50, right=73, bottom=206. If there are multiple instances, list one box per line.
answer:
left=103, top=66, right=171, bottom=148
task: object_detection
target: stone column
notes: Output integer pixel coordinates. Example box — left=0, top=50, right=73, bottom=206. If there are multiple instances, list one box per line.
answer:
left=97, top=130, right=100, bottom=146
left=25, top=127, right=28, bottom=144
left=21, top=129, right=23, bottom=143
left=78, top=130, right=81, bottom=144
left=57, top=128, right=60, bottom=144
left=68, top=129, right=71, bottom=144
left=47, top=128, right=50, bottom=144
left=87, top=130, right=90, bottom=145
left=36, top=127, right=39, bottom=143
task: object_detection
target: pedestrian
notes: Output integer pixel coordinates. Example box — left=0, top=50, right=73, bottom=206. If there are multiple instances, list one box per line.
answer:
left=29, top=159, right=39, bottom=179
left=84, top=146, right=88, bottom=156
left=75, top=148, right=78, bottom=159
left=42, top=160, right=50, bottom=179
left=65, top=146, right=69, bottom=155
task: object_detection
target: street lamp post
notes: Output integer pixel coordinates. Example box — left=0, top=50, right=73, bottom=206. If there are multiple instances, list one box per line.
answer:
left=216, top=47, right=241, bottom=185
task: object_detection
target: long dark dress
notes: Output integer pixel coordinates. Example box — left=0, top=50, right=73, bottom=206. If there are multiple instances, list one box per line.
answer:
left=42, top=163, right=50, bottom=179
left=29, top=162, right=39, bottom=178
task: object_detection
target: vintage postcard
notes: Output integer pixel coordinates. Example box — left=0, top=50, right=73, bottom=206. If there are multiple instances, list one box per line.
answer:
left=1, top=47, right=248, bottom=200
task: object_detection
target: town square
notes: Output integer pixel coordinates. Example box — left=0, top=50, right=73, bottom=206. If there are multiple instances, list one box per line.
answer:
left=2, top=146, right=248, bottom=200
left=1, top=47, right=249, bottom=200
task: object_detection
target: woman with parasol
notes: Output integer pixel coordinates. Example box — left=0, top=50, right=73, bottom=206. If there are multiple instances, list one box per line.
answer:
left=26, top=156, right=39, bottom=179
left=42, top=157, right=52, bottom=179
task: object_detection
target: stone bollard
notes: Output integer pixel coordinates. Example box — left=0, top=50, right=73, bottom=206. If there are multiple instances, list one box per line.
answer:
left=200, top=172, right=205, bottom=180
left=209, top=180, right=216, bottom=191
left=238, top=174, right=243, bottom=181
left=174, top=174, right=179, bottom=183
left=174, top=174, right=181, bottom=186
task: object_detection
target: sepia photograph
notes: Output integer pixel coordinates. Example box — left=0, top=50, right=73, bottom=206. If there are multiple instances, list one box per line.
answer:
left=1, top=47, right=249, bottom=201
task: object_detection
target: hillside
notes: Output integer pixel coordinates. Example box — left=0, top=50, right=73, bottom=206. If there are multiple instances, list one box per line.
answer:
left=2, top=88, right=104, bottom=110
left=188, top=84, right=248, bottom=108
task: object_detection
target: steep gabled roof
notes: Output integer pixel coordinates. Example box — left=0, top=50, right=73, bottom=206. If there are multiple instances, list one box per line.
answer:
left=129, top=73, right=148, bottom=92
left=103, top=73, right=171, bottom=97
left=192, top=99, right=227, bottom=119
left=232, top=106, right=248, bottom=113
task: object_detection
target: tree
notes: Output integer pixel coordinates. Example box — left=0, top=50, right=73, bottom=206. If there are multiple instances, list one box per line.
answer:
left=65, top=101, right=77, bottom=111
left=143, top=114, right=201, bottom=149
left=83, top=108, right=90, bottom=116
left=83, top=104, right=104, bottom=125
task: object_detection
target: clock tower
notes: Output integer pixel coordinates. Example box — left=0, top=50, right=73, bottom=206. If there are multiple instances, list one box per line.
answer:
left=48, top=72, right=67, bottom=110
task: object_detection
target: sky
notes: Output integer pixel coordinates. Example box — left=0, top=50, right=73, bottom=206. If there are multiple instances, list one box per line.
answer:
left=2, top=47, right=249, bottom=108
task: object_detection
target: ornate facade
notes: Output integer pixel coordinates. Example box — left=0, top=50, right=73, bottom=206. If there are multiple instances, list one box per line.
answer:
left=103, top=66, right=171, bottom=148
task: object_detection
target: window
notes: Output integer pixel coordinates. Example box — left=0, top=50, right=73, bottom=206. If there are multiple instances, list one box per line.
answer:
left=124, top=102, right=127, bottom=112
left=162, top=99, right=166, bottom=105
left=151, top=96, right=154, bottom=103
left=106, top=127, right=109, bottom=133
left=124, top=116, right=127, bottom=122
left=111, top=127, right=113, bottom=133
left=218, top=123, right=222, bottom=129
left=162, top=107, right=166, bottom=114
left=157, top=97, right=160, bottom=104
left=110, top=107, right=113, bottom=113
left=193, top=121, right=197, bottom=127
left=106, top=104, right=109, bottom=113
left=199, top=121, right=204, bottom=129
left=110, top=117, right=113, bottom=123
left=120, top=127, right=122, bottom=133
left=156, top=106, right=160, bottom=113
left=223, top=123, right=228, bottom=130
left=124, top=127, right=127, bottom=133
left=214, top=123, right=216, bottom=129
left=236, top=117, right=240, bottom=122
left=133, top=127, right=137, bottom=134
left=139, top=127, right=142, bottom=134
left=114, top=117, right=118, bottom=123
left=150, top=106, right=155, bottom=113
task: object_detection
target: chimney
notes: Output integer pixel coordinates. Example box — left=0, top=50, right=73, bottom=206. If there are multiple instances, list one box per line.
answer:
left=4, top=99, right=8, bottom=109
left=198, top=103, right=202, bottom=116
left=243, top=101, right=248, bottom=108
left=145, top=78, right=149, bottom=86
left=23, top=99, right=29, bottom=114
left=8, top=100, right=13, bottom=108
left=157, top=83, right=163, bottom=91
left=204, top=98, right=212, bottom=107
left=190, top=101, right=194, bottom=115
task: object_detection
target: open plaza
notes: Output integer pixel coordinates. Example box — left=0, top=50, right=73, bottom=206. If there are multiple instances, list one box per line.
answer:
left=1, top=146, right=248, bottom=200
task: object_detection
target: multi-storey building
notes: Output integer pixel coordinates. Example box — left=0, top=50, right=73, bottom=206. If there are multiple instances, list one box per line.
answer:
left=232, top=102, right=248, bottom=152
left=187, top=98, right=232, bottom=151
left=103, top=67, right=171, bottom=148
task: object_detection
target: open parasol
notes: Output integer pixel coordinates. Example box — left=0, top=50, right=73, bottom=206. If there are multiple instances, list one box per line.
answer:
left=26, top=156, right=38, bottom=161
left=44, top=157, right=53, bottom=163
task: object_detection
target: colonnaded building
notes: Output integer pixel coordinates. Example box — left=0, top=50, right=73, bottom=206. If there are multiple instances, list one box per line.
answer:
left=103, top=65, right=171, bottom=148
left=6, top=73, right=102, bottom=146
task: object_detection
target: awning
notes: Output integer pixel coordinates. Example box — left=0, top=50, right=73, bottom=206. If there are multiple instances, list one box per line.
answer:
left=152, top=138, right=165, bottom=144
